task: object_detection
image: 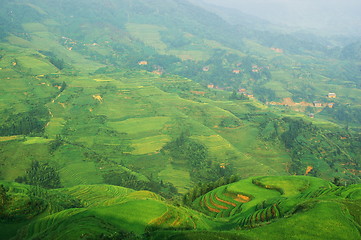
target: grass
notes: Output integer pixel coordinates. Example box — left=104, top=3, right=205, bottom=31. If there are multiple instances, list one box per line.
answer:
left=3, top=177, right=361, bottom=240
left=59, top=161, right=103, bottom=187
left=224, top=178, right=282, bottom=212
left=16, top=55, right=58, bottom=75
left=243, top=201, right=360, bottom=240
left=59, top=184, right=134, bottom=207
left=108, top=116, right=171, bottom=138
left=126, top=23, right=168, bottom=52
left=131, top=134, right=170, bottom=155
left=158, top=164, right=192, bottom=194
left=254, top=176, right=331, bottom=197
left=22, top=137, right=53, bottom=145
left=90, top=199, right=168, bottom=234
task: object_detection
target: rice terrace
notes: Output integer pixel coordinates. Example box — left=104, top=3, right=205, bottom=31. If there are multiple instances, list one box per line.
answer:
left=1, top=0, right=361, bottom=239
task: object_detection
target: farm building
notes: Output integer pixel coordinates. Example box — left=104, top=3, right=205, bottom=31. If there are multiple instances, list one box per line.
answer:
left=313, top=101, right=323, bottom=107
left=328, top=103, right=335, bottom=108
left=328, top=93, right=337, bottom=98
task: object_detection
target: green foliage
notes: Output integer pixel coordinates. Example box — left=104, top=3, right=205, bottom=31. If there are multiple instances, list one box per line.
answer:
left=0, top=184, right=7, bottom=207
left=48, top=135, right=64, bottom=153
left=163, top=133, right=209, bottom=169
left=340, top=41, right=361, bottom=61
left=219, top=117, right=242, bottom=128
left=0, top=108, right=48, bottom=136
left=15, top=161, right=62, bottom=189
left=280, top=117, right=314, bottom=148
left=229, top=90, right=249, bottom=101
left=160, top=30, right=191, bottom=48
left=103, top=171, right=178, bottom=199
left=183, top=175, right=240, bottom=205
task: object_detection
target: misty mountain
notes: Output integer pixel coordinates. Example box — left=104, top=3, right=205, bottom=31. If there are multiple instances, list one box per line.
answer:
left=200, top=0, right=361, bottom=37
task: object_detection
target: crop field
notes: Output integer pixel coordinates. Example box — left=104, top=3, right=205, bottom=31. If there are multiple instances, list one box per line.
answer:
left=91, top=199, right=168, bottom=233
left=3, top=175, right=361, bottom=240
left=108, top=116, right=172, bottom=138
left=60, top=184, right=134, bottom=207
left=158, top=164, right=192, bottom=194
left=131, top=135, right=170, bottom=155
left=0, top=141, right=51, bottom=181
left=243, top=201, right=360, bottom=240
left=59, top=161, right=103, bottom=187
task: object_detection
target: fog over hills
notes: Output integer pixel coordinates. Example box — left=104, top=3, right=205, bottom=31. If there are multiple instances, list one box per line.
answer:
left=197, top=0, right=361, bottom=36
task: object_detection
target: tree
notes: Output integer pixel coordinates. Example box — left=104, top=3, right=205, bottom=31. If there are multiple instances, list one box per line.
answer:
left=0, top=184, right=7, bottom=206
left=16, top=161, right=62, bottom=189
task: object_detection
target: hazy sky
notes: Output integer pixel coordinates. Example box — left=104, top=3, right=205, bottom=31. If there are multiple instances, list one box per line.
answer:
left=201, top=0, right=361, bottom=35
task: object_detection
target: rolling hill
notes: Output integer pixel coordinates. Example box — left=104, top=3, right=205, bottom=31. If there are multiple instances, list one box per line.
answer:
left=0, top=0, right=361, bottom=239
left=2, top=176, right=361, bottom=239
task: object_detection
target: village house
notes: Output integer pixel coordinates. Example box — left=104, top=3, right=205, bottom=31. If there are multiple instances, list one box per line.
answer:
left=328, top=93, right=337, bottom=98
left=238, top=88, right=246, bottom=93
left=207, top=84, right=215, bottom=89
left=313, top=101, right=323, bottom=107
left=328, top=103, right=335, bottom=108
left=233, top=69, right=241, bottom=74
left=138, top=61, right=148, bottom=65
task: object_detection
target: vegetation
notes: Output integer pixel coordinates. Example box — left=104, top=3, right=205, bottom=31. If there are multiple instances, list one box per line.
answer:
left=0, top=0, right=361, bottom=239
left=15, top=161, right=62, bottom=189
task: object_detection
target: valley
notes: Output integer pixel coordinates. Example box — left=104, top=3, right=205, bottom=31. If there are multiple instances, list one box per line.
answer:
left=0, top=0, right=361, bottom=239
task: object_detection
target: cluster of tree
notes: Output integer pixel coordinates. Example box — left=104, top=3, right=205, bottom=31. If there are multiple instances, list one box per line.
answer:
left=260, top=117, right=361, bottom=183
left=160, top=29, right=191, bottom=48
left=280, top=117, right=314, bottom=148
left=219, top=117, right=242, bottom=128
left=252, top=86, right=276, bottom=103
left=83, top=231, right=142, bottom=240
left=229, top=90, right=249, bottom=101
left=15, top=161, right=62, bottom=189
left=323, top=105, right=361, bottom=125
left=340, top=41, right=361, bottom=61
left=162, top=133, right=234, bottom=182
left=0, top=109, right=48, bottom=136
left=103, top=171, right=178, bottom=199
left=162, top=133, right=209, bottom=169
left=182, top=175, right=240, bottom=205
left=50, top=56, right=65, bottom=70
left=0, top=186, right=47, bottom=221
left=48, top=135, right=64, bottom=153
left=0, top=184, right=8, bottom=208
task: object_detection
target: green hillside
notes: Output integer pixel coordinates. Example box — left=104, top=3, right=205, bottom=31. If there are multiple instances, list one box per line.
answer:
left=2, top=176, right=361, bottom=239
left=0, top=0, right=361, bottom=239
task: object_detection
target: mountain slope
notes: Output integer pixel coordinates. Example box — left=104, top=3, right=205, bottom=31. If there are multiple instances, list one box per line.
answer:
left=0, top=1, right=361, bottom=239
left=2, top=176, right=361, bottom=239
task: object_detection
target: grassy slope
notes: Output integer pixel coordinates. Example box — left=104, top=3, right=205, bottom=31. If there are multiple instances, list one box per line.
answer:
left=2, top=176, right=361, bottom=239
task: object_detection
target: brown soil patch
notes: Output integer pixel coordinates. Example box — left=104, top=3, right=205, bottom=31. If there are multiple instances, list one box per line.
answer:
left=204, top=197, right=220, bottom=213
left=92, top=94, right=103, bottom=102
left=0, top=136, right=18, bottom=142
left=305, top=166, right=313, bottom=175
left=215, top=195, right=237, bottom=207
left=224, top=192, right=251, bottom=203
left=210, top=196, right=228, bottom=210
